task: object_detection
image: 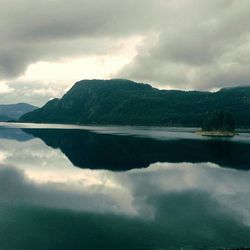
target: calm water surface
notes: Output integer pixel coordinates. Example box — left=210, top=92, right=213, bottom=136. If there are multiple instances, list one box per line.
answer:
left=0, top=122, right=250, bottom=250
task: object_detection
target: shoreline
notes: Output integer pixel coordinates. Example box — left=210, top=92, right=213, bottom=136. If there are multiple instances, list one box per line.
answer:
left=197, top=130, right=237, bottom=137
left=1, top=121, right=249, bottom=135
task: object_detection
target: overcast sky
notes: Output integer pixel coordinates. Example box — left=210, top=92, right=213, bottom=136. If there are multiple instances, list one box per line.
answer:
left=0, top=0, right=250, bottom=106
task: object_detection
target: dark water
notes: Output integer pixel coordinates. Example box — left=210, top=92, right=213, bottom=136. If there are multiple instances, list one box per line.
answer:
left=0, top=123, right=250, bottom=250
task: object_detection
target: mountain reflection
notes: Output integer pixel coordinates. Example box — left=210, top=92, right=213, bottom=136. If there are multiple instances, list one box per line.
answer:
left=23, top=128, right=250, bottom=170
left=0, top=125, right=250, bottom=249
left=0, top=127, right=33, bottom=141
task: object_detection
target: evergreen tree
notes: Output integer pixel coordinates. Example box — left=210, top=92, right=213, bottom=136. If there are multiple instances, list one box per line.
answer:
left=202, top=110, right=235, bottom=132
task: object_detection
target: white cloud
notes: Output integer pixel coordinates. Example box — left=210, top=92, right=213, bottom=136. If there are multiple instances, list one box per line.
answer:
left=0, top=83, right=14, bottom=94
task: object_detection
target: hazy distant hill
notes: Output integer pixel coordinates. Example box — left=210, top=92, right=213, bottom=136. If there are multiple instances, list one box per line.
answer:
left=0, top=114, right=12, bottom=122
left=20, top=79, right=250, bottom=127
left=0, top=103, right=38, bottom=121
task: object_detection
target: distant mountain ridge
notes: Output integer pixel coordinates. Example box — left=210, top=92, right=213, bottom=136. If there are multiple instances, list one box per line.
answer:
left=0, top=103, right=38, bottom=121
left=20, top=79, right=250, bottom=127
left=0, top=114, right=11, bottom=122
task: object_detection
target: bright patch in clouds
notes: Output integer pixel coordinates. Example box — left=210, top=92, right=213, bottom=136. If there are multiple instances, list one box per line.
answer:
left=20, top=36, right=141, bottom=84
left=22, top=55, right=132, bottom=83
left=0, top=35, right=141, bottom=105
left=0, top=83, right=14, bottom=94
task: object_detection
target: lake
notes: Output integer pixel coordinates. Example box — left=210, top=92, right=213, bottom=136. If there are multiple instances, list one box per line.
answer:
left=0, top=122, right=250, bottom=250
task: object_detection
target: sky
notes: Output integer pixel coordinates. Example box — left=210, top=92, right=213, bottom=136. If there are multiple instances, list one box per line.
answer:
left=0, top=0, right=250, bottom=106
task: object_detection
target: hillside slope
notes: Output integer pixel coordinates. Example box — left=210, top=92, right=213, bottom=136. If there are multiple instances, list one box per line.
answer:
left=20, top=79, right=250, bottom=127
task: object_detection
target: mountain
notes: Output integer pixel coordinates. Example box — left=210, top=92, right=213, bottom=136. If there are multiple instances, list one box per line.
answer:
left=0, top=114, right=12, bottom=121
left=0, top=103, right=38, bottom=121
left=20, top=79, right=250, bottom=127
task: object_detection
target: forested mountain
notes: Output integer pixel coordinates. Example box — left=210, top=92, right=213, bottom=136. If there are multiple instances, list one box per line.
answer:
left=0, top=103, right=38, bottom=121
left=20, top=79, right=250, bottom=127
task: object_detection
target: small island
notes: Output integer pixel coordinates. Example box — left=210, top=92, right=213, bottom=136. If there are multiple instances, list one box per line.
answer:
left=199, top=110, right=236, bottom=137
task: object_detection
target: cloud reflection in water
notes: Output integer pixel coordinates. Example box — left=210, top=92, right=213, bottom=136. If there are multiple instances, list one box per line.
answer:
left=0, top=125, right=250, bottom=249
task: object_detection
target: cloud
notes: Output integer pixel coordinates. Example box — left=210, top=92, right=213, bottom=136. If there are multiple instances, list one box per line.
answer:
left=0, top=0, right=250, bottom=104
left=117, top=0, right=250, bottom=90
left=0, top=81, right=65, bottom=106
left=0, top=83, right=14, bottom=94
left=0, top=0, right=159, bottom=79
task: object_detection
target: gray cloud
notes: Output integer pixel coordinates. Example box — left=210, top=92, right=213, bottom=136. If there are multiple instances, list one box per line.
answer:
left=0, top=0, right=160, bottom=78
left=117, top=0, right=250, bottom=89
left=0, top=0, right=250, bottom=91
